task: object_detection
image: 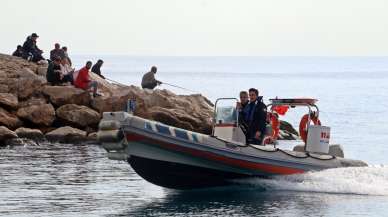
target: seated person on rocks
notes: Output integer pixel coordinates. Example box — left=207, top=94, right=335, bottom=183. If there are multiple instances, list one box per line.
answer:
left=12, top=45, right=24, bottom=57
left=91, top=59, right=105, bottom=79
left=62, top=46, right=72, bottom=66
left=141, top=66, right=162, bottom=89
left=74, top=61, right=101, bottom=97
left=241, top=88, right=267, bottom=145
left=46, top=56, right=65, bottom=85
left=60, top=58, right=75, bottom=84
left=50, top=43, right=66, bottom=61
left=22, top=33, right=44, bottom=62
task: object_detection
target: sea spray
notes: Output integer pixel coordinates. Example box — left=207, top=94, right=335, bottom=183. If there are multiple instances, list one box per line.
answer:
left=234, top=165, right=388, bottom=195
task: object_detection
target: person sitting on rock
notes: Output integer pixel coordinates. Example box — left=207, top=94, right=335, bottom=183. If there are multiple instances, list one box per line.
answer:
left=60, top=58, right=75, bottom=84
left=22, top=33, right=44, bottom=62
left=12, top=45, right=24, bottom=58
left=62, top=46, right=72, bottom=66
left=74, top=61, right=101, bottom=97
left=50, top=43, right=65, bottom=61
left=46, top=56, right=64, bottom=85
left=91, top=59, right=105, bottom=79
left=141, top=66, right=162, bottom=89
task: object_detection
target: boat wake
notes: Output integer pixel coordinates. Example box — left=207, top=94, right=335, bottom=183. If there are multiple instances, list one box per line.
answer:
left=234, top=165, right=388, bottom=196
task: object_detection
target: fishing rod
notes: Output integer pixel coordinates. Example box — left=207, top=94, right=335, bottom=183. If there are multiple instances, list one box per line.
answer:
left=104, top=77, right=198, bottom=93
left=161, top=82, right=198, bottom=93
left=105, top=78, right=128, bottom=87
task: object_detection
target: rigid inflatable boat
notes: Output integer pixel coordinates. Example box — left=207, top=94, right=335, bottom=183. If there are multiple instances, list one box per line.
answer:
left=98, top=98, right=367, bottom=189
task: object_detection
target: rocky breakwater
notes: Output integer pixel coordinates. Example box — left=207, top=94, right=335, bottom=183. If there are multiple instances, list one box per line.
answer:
left=0, top=53, right=298, bottom=146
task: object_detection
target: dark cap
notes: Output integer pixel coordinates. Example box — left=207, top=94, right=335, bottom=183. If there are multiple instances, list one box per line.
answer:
left=31, top=33, right=39, bottom=37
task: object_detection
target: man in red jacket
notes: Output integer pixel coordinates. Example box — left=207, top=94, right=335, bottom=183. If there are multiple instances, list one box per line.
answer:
left=74, top=61, right=100, bottom=97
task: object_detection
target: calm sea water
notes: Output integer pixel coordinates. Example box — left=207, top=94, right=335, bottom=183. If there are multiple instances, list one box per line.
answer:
left=2, top=56, right=388, bottom=216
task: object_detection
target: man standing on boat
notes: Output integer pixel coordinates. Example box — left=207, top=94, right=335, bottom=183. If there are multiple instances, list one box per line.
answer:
left=237, top=91, right=249, bottom=136
left=242, top=88, right=267, bottom=145
left=141, top=66, right=162, bottom=89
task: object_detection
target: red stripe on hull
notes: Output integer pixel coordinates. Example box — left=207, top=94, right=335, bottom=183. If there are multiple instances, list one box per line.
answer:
left=126, top=133, right=304, bottom=175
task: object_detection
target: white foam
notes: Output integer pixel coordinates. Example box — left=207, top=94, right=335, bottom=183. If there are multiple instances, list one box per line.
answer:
left=235, top=165, right=388, bottom=195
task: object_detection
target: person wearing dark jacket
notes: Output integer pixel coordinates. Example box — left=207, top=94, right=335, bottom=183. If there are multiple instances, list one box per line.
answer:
left=242, top=88, right=267, bottom=145
left=22, top=33, right=44, bottom=62
left=12, top=45, right=24, bottom=57
left=141, top=66, right=162, bottom=89
left=237, top=90, right=249, bottom=136
left=91, top=59, right=105, bottom=79
left=46, top=57, right=63, bottom=85
left=50, top=43, right=65, bottom=61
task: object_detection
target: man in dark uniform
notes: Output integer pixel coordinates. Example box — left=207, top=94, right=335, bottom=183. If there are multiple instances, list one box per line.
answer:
left=22, top=33, right=44, bottom=62
left=46, top=56, right=63, bottom=85
left=91, top=59, right=105, bottom=79
left=242, top=88, right=267, bottom=145
left=12, top=45, right=24, bottom=57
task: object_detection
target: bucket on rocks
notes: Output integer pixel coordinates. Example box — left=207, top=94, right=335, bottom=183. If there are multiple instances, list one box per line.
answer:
left=306, top=125, right=330, bottom=154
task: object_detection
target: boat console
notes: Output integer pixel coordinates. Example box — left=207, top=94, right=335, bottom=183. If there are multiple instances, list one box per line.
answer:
left=213, top=97, right=334, bottom=155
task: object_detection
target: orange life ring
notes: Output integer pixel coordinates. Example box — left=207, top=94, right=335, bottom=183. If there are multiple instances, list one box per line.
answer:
left=299, top=114, right=321, bottom=143
left=264, top=113, right=280, bottom=144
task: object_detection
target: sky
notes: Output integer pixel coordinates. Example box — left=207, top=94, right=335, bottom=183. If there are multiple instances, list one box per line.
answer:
left=1, top=0, right=388, bottom=56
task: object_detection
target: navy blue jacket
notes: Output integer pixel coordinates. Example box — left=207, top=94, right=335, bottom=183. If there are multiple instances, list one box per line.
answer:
left=242, top=97, right=267, bottom=141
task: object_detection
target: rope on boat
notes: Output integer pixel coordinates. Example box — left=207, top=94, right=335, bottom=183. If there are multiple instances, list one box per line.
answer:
left=213, top=138, right=336, bottom=160
left=247, top=143, right=336, bottom=160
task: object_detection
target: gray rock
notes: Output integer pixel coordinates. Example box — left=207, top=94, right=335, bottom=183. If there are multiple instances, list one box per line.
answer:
left=42, top=86, right=91, bottom=107
left=56, top=104, right=101, bottom=127
left=46, top=126, right=87, bottom=143
left=17, top=103, right=56, bottom=126
left=15, top=127, right=44, bottom=140
left=0, top=93, right=18, bottom=109
left=18, top=96, right=47, bottom=108
left=0, top=107, right=23, bottom=129
left=0, top=126, right=18, bottom=143
left=36, top=66, right=47, bottom=76
left=329, top=144, right=345, bottom=158
left=16, top=68, right=37, bottom=78
left=15, top=76, right=46, bottom=99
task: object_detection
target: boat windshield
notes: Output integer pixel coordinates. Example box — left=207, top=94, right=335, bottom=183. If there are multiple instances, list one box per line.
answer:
left=215, top=106, right=237, bottom=124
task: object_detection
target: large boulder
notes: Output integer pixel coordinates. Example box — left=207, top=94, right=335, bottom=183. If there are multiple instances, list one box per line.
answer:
left=45, top=126, right=87, bottom=143
left=18, top=96, right=47, bottom=108
left=91, top=86, right=214, bottom=134
left=15, top=127, right=44, bottom=140
left=5, top=68, right=46, bottom=99
left=0, top=93, right=18, bottom=109
left=0, top=126, right=18, bottom=143
left=56, top=104, right=101, bottom=127
left=42, top=86, right=91, bottom=107
left=17, top=103, right=55, bottom=126
left=0, top=107, right=23, bottom=129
